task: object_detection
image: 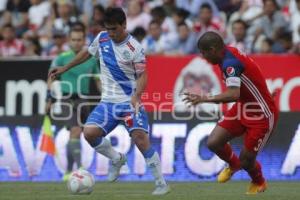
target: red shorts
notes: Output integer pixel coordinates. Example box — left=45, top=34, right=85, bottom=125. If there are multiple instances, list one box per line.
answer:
left=218, top=103, right=278, bottom=153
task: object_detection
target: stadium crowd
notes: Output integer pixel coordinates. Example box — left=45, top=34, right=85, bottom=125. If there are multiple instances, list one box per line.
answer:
left=0, top=0, right=300, bottom=58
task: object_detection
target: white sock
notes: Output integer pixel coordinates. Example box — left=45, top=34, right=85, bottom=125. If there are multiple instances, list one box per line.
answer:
left=94, top=138, right=121, bottom=162
left=146, top=151, right=167, bottom=186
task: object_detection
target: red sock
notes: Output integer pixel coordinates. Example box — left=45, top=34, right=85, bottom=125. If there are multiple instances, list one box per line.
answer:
left=216, top=143, right=240, bottom=171
left=247, top=161, right=265, bottom=184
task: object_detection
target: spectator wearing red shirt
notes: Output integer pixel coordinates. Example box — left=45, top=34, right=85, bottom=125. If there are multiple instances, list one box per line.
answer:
left=0, top=23, right=25, bottom=57
left=194, top=3, right=225, bottom=38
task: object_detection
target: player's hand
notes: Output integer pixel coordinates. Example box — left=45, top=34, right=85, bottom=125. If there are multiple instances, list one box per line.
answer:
left=48, top=66, right=67, bottom=80
left=131, top=94, right=140, bottom=115
left=182, top=92, right=207, bottom=107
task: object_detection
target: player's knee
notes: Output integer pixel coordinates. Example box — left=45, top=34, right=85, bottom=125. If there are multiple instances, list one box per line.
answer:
left=70, top=127, right=82, bottom=139
left=83, top=126, right=97, bottom=144
left=132, top=131, right=149, bottom=151
left=207, top=137, right=218, bottom=152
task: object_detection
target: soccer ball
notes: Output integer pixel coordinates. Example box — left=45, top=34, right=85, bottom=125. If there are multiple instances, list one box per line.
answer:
left=67, top=169, right=95, bottom=195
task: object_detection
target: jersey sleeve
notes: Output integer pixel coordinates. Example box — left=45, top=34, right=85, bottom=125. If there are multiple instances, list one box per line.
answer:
left=50, top=54, right=63, bottom=69
left=133, top=46, right=146, bottom=75
left=88, top=33, right=101, bottom=58
left=222, top=59, right=244, bottom=87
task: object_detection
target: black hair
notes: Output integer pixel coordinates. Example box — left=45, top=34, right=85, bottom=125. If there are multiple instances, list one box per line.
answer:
left=197, top=31, right=224, bottom=51
left=232, top=19, right=248, bottom=29
left=71, top=21, right=86, bottom=32
left=2, top=23, right=14, bottom=30
left=94, top=4, right=105, bottom=14
left=200, top=3, right=212, bottom=11
left=131, top=26, right=146, bottom=38
left=178, top=22, right=188, bottom=28
left=263, top=0, right=280, bottom=10
left=174, top=8, right=190, bottom=19
left=150, top=6, right=167, bottom=19
left=131, top=26, right=146, bottom=42
left=103, top=7, right=126, bottom=25
left=149, top=20, right=161, bottom=26
left=263, top=38, right=274, bottom=46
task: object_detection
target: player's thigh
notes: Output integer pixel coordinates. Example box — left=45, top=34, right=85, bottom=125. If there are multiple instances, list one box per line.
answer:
left=244, top=127, right=270, bottom=153
left=207, top=125, right=236, bottom=151
left=124, top=105, right=150, bottom=135
left=208, top=104, right=245, bottom=150
left=85, top=102, right=119, bottom=137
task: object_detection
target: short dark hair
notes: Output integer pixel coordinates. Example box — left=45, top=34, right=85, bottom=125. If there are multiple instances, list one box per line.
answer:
left=178, top=22, right=188, bottom=28
left=174, top=8, right=190, bottom=19
left=197, top=31, right=224, bottom=51
left=263, top=0, right=279, bottom=9
left=103, top=7, right=126, bottom=25
left=232, top=19, right=248, bottom=29
left=200, top=3, right=212, bottom=11
left=69, top=25, right=86, bottom=37
left=2, top=23, right=14, bottom=30
left=71, top=21, right=86, bottom=32
left=150, top=6, right=166, bottom=19
left=94, top=4, right=105, bottom=14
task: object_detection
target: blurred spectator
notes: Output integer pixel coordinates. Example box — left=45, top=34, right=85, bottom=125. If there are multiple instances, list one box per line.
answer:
left=214, top=0, right=242, bottom=17
left=126, top=0, right=151, bottom=32
left=86, top=5, right=105, bottom=42
left=88, top=20, right=105, bottom=42
left=28, top=0, right=51, bottom=33
left=290, top=0, right=300, bottom=44
left=260, top=38, right=273, bottom=53
left=131, top=26, right=147, bottom=42
left=24, top=36, right=42, bottom=57
left=272, top=31, right=293, bottom=53
left=151, top=6, right=176, bottom=36
left=52, top=0, right=79, bottom=35
left=227, top=0, right=263, bottom=37
left=3, top=0, right=31, bottom=37
left=43, top=29, right=69, bottom=57
left=171, top=22, right=198, bottom=54
left=227, top=19, right=251, bottom=53
left=250, top=0, right=288, bottom=49
left=142, top=20, right=169, bottom=54
left=91, top=4, right=105, bottom=24
left=162, top=0, right=177, bottom=16
left=176, top=0, right=219, bottom=18
left=0, top=24, right=25, bottom=57
left=172, top=8, right=193, bottom=28
left=194, top=3, right=225, bottom=38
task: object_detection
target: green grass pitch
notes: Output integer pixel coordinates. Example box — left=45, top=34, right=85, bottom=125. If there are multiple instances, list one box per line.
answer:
left=0, top=181, right=299, bottom=200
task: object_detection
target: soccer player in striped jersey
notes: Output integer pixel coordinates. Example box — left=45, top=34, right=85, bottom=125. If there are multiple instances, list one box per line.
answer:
left=183, top=31, right=278, bottom=195
left=48, top=7, right=169, bottom=195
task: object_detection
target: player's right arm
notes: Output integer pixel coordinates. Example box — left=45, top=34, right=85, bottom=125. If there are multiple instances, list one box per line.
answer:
left=48, top=32, right=102, bottom=80
left=48, top=49, right=91, bottom=80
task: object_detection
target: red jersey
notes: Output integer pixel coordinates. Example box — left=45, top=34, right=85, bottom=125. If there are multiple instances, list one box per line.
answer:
left=220, top=46, right=276, bottom=118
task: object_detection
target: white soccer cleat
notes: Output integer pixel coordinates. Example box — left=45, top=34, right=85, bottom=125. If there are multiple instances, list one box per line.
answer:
left=152, top=183, right=171, bottom=195
left=107, top=153, right=127, bottom=182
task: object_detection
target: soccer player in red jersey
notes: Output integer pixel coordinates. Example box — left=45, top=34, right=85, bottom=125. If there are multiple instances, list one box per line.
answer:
left=183, top=31, right=278, bottom=194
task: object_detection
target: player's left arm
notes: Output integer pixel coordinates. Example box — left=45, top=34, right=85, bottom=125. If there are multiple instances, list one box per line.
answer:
left=184, top=59, right=243, bottom=106
left=131, top=47, right=147, bottom=113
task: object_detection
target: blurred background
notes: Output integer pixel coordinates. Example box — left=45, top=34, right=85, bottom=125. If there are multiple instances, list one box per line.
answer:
left=0, top=0, right=300, bottom=183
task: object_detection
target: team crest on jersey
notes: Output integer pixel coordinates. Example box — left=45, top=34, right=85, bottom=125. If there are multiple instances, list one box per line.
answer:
left=122, top=50, right=131, bottom=60
left=226, top=67, right=235, bottom=76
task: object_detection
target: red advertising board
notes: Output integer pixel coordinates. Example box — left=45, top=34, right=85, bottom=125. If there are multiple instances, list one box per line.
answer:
left=143, top=55, right=300, bottom=112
